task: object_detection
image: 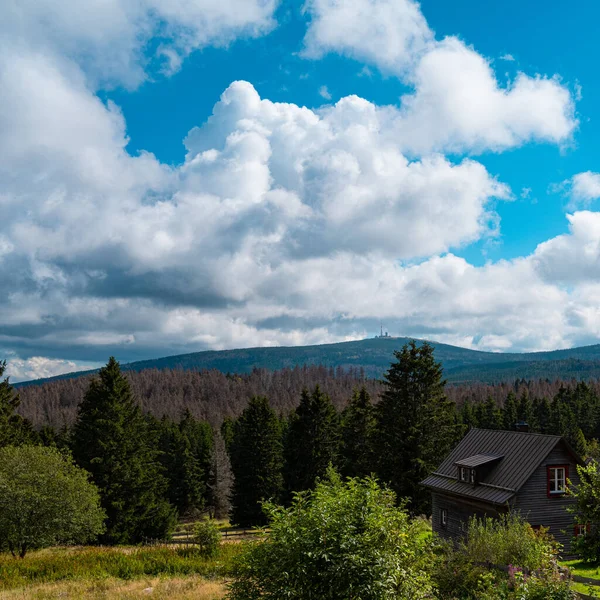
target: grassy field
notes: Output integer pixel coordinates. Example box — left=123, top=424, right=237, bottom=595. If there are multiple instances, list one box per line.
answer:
left=0, top=545, right=242, bottom=599
left=0, top=576, right=226, bottom=599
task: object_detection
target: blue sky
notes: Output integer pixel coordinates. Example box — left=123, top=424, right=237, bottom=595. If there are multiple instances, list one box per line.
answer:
left=2, top=0, right=600, bottom=380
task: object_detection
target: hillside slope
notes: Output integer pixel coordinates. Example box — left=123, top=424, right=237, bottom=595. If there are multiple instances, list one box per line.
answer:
left=15, top=337, right=600, bottom=387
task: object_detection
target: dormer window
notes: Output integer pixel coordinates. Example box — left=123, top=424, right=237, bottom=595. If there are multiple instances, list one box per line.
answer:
left=460, top=467, right=468, bottom=482
left=470, top=469, right=476, bottom=484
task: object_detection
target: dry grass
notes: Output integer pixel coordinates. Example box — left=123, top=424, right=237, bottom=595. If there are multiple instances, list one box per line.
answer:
left=0, top=576, right=227, bottom=600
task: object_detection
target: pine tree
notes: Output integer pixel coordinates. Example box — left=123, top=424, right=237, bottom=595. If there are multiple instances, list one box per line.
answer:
left=339, top=387, right=375, bottom=478
left=503, top=392, right=519, bottom=431
left=230, top=396, right=284, bottom=527
left=0, top=361, right=36, bottom=448
left=154, top=416, right=205, bottom=517
left=476, top=396, right=502, bottom=430
left=207, top=430, right=233, bottom=520
left=373, top=341, right=458, bottom=514
left=535, top=397, right=552, bottom=433
left=460, top=398, right=478, bottom=429
left=283, top=386, right=340, bottom=497
left=517, top=391, right=533, bottom=426
left=71, top=357, right=177, bottom=544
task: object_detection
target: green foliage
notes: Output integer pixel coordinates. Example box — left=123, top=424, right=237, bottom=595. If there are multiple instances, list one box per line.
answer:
left=461, top=514, right=558, bottom=571
left=373, top=341, right=458, bottom=514
left=153, top=413, right=209, bottom=517
left=503, top=392, right=519, bottom=430
left=0, top=445, right=106, bottom=558
left=71, top=357, right=177, bottom=544
left=434, top=514, right=571, bottom=600
left=230, top=396, right=284, bottom=527
left=283, top=386, right=340, bottom=497
left=0, top=361, right=36, bottom=448
left=571, top=461, right=600, bottom=562
left=193, top=519, right=221, bottom=558
left=0, top=544, right=241, bottom=589
left=228, top=470, right=436, bottom=600
left=339, top=386, right=376, bottom=478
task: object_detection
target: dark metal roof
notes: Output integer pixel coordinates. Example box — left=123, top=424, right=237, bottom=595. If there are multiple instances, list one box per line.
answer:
left=455, top=454, right=503, bottom=468
left=421, top=473, right=514, bottom=505
left=422, top=428, right=578, bottom=505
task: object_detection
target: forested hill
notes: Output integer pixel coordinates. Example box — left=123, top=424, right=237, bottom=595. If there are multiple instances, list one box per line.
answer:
left=15, top=337, right=600, bottom=388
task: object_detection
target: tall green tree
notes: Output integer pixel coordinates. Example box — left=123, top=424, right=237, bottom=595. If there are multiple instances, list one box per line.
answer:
left=153, top=415, right=205, bottom=517
left=339, top=387, right=375, bottom=478
left=503, top=392, right=519, bottom=431
left=476, top=396, right=502, bottom=430
left=230, top=396, right=284, bottom=527
left=373, top=341, right=458, bottom=514
left=0, top=361, right=36, bottom=448
left=284, top=386, right=340, bottom=497
left=71, top=357, right=176, bottom=544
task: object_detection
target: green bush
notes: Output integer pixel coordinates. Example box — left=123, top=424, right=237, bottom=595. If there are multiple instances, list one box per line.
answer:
left=434, top=514, right=575, bottom=600
left=461, top=514, right=557, bottom=571
left=194, top=519, right=221, bottom=558
left=0, top=445, right=106, bottom=558
left=228, top=469, right=436, bottom=600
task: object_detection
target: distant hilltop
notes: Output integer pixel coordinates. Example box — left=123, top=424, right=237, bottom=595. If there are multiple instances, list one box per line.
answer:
left=14, top=337, right=600, bottom=388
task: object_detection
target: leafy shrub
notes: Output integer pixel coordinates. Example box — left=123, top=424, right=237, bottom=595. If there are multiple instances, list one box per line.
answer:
left=462, top=514, right=557, bottom=571
left=0, top=445, right=106, bottom=558
left=194, top=519, right=221, bottom=558
left=570, top=461, right=600, bottom=562
left=434, top=514, right=575, bottom=600
left=228, top=468, right=436, bottom=600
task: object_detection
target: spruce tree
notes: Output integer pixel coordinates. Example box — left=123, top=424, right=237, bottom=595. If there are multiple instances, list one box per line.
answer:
left=503, top=392, right=519, bottom=431
left=476, top=396, right=502, bottom=430
left=284, top=386, right=340, bottom=497
left=517, top=391, right=533, bottom=426
left=230, top=396, right=284, bottom=527
left=154, top=416, right=205, bottom=517
left=0, top=361, right=36, bottom=448
left=339, top=387, right=375, bottom=478
left=71, top=357, right=177, bottom=544
left=535, top=397, right=552, bottom=433
left=373, top=341, right=457, bottom=514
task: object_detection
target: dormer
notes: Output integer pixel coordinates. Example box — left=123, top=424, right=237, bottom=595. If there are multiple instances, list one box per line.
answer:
left=455, top=454, right=503, bottom=486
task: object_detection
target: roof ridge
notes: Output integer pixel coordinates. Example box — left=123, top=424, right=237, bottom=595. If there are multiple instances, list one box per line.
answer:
left=470, top=428, right=562, bottom=439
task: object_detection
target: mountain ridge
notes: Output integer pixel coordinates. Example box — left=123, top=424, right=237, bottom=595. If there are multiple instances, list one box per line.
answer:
left=14, top=337, right=600, bottom=387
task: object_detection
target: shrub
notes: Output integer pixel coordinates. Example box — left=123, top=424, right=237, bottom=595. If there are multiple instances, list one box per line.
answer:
left=434, top=513, right=575, bottom=600
left=0, top=445, right=106, bottom=558
left=228, top=468, right=436, bottom=600
left=460, top=514, right=557, bottom=571
left=194, top=519, right=221, bottom=558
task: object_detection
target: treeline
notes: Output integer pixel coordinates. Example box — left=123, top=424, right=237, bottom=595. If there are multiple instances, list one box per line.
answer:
left=6, top=343, right=600, bottom=540
left=1, top=342, right=457, bottom=539
left=16, top=365, right=380, bottom=429
left=18, top=361, right=600, bottom=433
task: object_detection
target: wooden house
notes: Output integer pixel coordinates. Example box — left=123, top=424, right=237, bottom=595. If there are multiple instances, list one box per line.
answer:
left=421, top=428, right=585, bottom=555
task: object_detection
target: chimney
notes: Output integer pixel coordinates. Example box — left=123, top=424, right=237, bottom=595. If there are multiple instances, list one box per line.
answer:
left=515, top=421, right=529, bottom=433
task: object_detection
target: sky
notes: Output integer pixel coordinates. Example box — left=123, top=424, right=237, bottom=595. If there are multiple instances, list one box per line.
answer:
left=3, top=0, right=600, bottom=381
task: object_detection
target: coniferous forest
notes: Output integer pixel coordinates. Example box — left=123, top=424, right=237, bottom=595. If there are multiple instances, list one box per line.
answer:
left=5, top=341, right=600, bottom=533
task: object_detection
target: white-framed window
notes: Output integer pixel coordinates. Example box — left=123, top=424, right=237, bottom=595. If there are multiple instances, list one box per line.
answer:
left=574, top=524, right=589, bottom=538
left=470, top=469, right=476, bottom=484
left=460, top=467, right=468, bottom=482
left=441, top=508, right=448, bottom=528
left=548, top=466, right=567, bottom=495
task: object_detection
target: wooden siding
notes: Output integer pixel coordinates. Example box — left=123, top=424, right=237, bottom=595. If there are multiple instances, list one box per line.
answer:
left=432, top=492, right=504, bottom=543
left=514, top=442, right=581, bottom=556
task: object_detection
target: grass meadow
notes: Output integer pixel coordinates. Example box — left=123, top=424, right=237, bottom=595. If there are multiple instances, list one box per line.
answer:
left=0, top=544, right=243, bottom=599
